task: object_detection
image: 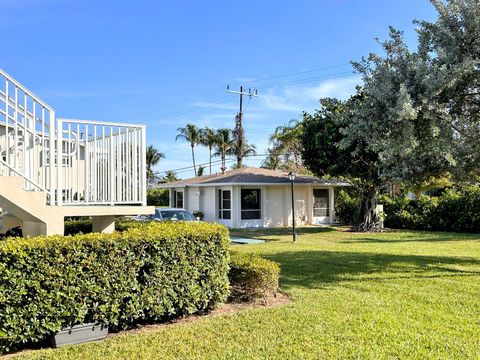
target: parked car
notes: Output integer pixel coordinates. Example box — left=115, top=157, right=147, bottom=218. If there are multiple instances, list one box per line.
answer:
left=135, top=208, right=199, bottom=222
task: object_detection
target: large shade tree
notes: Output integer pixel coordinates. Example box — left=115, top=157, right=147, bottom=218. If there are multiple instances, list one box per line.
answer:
left=415, top=0, right=480, bottom=179
left=302, top=96, right=384, bottom=231
left=302, top=20, right=456, bottom=230
left=176, top=124, right=202, bottom=177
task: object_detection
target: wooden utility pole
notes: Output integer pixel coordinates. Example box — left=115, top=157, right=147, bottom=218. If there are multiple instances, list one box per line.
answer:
left=227, top=85, right=258, bottom=168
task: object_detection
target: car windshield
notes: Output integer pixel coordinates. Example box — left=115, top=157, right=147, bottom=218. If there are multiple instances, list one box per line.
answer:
left=160, top=210, right=196, bottom=221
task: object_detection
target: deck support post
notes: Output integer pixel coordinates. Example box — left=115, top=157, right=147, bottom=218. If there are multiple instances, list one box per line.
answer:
left=92, top=215, right=115, bottom=234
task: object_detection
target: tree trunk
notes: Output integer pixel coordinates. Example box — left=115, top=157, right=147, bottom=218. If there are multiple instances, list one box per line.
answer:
left=209, top=146, right=212, bottom=174
left=355, top=188, right=380, bottom=232
left=191, top=144, right=197, bottom=177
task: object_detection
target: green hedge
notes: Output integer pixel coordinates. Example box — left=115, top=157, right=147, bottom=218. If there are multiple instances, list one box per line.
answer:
left=380, top=186, right=480, bottom=232
left=64, top=218, right=139, bottom=236
left=0, top=222, right=230, bottom=354
left=228, top=252, right=280, bottom=303
left=147, top=188, right=169, bottom=206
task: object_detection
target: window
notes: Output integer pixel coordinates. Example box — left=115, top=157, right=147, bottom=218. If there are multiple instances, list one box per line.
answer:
left=218, top=189, right=231, bottom=219
left=313, top=189, right=329, bottom=217
left=173, top=190, right=183, bottom=208
left=241, top=189, right=261, bottom=220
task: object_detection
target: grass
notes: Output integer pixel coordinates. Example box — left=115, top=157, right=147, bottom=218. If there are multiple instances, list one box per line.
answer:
left=13, top=227, right=480, bottom=359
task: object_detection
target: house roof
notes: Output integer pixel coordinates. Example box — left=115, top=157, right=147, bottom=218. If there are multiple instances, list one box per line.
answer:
left=153, top=167, right=350, bottom=188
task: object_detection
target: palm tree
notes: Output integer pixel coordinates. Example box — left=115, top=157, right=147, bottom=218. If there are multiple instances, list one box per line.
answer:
left=160, top=170, right=179, bottom=183
left=269, top=119, right=305, bottom=171
left=200, top=127, right=217, bottom=174
left=261, top=149, right=283, bottom=170
left=228, top=141, right=257, bottom=168
left=213, top=128, right=234, bottom=174
left=146, top=145, right=165, bottom=180
left=176, top=124, right=202, bottom=176
left=197, top=165, right=206, bottom=177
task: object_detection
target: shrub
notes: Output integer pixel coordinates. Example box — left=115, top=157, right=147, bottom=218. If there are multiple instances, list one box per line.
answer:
left=64, top=218, right=92, bottom=235
left=147, top=188, right=169, bottom=206
left=379, top=185, right=480, bottom=232
left=228, top=252, right=280, bottom=303
left=0, top=222, right=230, bottom=354
left=334, top=188, right=360, bottom=225
left=64, top=217, right=139, bottom=235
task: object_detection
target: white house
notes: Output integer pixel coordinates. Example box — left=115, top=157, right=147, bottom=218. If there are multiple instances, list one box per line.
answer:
left=156, top=167, right=349, bottom=228
left=0, top=68, right=153, bottom=237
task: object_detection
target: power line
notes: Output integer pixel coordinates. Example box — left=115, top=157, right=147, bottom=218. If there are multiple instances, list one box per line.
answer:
left=120, top=85, right=225, bottom=122
left=131, top=70, right=355, bottom=127
left=154, top=152, right=289, bottom=175
left=122, top=63, right=354, bottom=125
left=136, top=95, right=233, bottom=126
left=232, top=63, right=352, bottom=85
left=259, top=71, right=355, bottom=89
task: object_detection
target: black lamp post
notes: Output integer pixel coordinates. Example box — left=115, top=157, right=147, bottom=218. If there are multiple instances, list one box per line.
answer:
left=288, top=171, right=297, bottom=243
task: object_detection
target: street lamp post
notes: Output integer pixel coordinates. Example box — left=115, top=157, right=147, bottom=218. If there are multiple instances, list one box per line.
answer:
left=288, top=172, right=297, bottom=243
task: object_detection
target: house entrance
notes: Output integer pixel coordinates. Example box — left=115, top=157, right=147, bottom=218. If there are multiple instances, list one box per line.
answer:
left=312, top=189, right=329, bottom=224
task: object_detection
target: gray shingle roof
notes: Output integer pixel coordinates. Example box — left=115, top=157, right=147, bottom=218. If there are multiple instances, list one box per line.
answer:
left=153, top=167, right=349, bottom=188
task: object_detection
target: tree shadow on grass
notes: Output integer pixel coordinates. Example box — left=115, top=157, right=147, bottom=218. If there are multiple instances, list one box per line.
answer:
left=229, top=226, right=336, bottom=241
left=262, top=250, right=480, bottom=290
left=339, top=231, right=480, bottom=244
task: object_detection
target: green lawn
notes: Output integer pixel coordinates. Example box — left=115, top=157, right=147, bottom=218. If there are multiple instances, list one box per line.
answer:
left=15, top=227, right=480, bottom=359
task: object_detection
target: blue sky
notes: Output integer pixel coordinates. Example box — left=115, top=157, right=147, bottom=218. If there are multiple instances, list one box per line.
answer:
left=0, top=0, right=437, bottom=178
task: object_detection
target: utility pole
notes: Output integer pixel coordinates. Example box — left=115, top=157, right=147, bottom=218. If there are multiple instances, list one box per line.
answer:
left=227, top=85, right=258, bottom=168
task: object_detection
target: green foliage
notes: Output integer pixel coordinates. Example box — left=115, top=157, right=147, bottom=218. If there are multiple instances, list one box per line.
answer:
left=146, top=146, right=165, bottom=181
left=146, top=188, right=169, bottom=206
left=64, top=218, right=92, bottom=235
left=176, top=124, right=202, bottom=177
left=380, top=186, right=480, bottom=232
left=0, top=222, right=230, bottom=354
left=228, top=252, right=280, bottom=303
left=63, top=218, right=138, bottom=236
left=334, top=189, right=360, bottom=225
left=301, top=97, right=382, bottom=230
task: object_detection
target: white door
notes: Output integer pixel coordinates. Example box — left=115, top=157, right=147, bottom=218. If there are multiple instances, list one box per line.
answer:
left=312, top=189, right=330, bottom=224
left=217, top=189, right=232, bottom=227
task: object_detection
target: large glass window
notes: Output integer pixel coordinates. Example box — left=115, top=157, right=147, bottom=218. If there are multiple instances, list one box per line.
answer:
left=313, top=189, right=329, bottom=217
left=241, top=189, right=261, bottom=220
left=173, top=190, right=183, bottom=208
left=218, top=189, right=231, bottom=219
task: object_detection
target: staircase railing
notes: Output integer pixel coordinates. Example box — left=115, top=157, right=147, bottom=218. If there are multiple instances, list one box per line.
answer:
left=57, top=118, right=146, bottom=206
left=0, top=68, right=56, bottom=204
left=0, top=68, right=147, bottom=207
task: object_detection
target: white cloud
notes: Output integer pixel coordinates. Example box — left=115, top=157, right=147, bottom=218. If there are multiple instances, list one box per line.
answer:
left=258, top=75, right=361, bottom=112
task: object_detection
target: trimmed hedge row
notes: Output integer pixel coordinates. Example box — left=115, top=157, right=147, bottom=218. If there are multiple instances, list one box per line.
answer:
left=229, top=252, right=280, bottom=303
left=64, top=218, right=137, bottom=236
left=0, top=222, right=230, bottom=354
left=380, top=186, right=480, bottom=232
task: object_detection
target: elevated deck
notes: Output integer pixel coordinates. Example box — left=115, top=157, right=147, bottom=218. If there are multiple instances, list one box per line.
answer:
left=0, top=68, right=154, bottom=236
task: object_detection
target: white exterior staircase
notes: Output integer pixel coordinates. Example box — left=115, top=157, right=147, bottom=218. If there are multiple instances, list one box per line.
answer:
left=0, top=68, right=153, bottom=236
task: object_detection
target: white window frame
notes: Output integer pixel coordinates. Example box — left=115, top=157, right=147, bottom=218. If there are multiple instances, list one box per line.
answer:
left=240, top=188, right=262, bottom=220
left=218, top=188, right=231, bottom=220
left=312, top=188, right=329, bottom=218
left=173, top=190, right=184, bottom=208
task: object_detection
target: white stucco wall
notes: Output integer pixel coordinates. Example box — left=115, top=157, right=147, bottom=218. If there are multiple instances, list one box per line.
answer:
left=168, top=184, right=337, bottom=228
left=200, top=186, right=216, bottom=222
left=264, top=185, right=286, bottom=227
